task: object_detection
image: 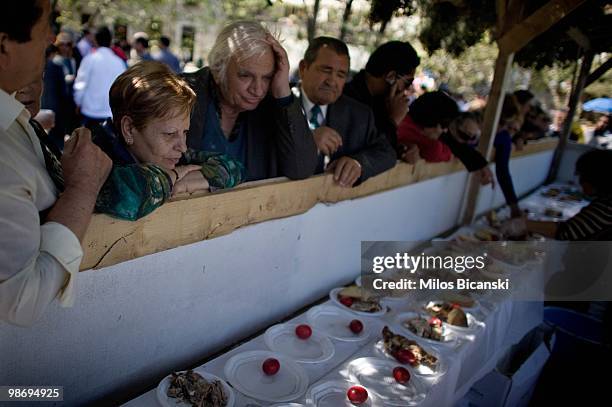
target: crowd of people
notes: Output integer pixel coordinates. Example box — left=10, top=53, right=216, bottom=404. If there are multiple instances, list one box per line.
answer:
left=1, top=0, right=611, bottom=326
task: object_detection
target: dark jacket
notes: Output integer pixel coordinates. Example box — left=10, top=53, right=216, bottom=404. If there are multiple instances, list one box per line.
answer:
left=295, top=87, right=397, bottom=184
left=182, top=67, right=318, bottom=181
left=344, top=70, right=398, bottom=151
left=345, top=70, right=488, bottom=172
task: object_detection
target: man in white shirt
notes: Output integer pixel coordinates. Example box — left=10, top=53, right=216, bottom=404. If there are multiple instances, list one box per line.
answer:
left=1, top=0, right=112, bottom=326
left=73, top=26, right=125, bottom=126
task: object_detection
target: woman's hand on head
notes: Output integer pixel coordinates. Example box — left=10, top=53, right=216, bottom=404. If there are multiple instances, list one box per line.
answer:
left=266, top=35, right=291, bottom=99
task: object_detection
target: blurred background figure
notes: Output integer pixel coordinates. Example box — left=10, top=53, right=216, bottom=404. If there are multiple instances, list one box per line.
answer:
left=154, top=35, right=181, bottom=73
left=41, top=44, right=66, bottom=148
left=50, top=31, right=78, bottom=147
left=552, top=108, right=585, bottom=143
left=76, top=28, right=94, bottom=58
left=73, top=26, right=126, bottom=127
left=130, top=32, right=153, bottom=66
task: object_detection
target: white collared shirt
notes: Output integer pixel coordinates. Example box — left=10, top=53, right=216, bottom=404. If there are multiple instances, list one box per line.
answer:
left=73, top=47, right=126, bottom=119
left=0, top=88, right=82, bottom=326
left=300, top=88, right=328, bottom=129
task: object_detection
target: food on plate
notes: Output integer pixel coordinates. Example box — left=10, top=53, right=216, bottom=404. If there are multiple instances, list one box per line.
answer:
left=382, top=326, right=438, bottom=370
left=440, top=292, right=476, bottom=308
left=401, top=315, right=444, bottom=341
left=349, top=319, right=364, bottom=334
left=486, top=210, right=500, bottom=228
left=337, top=285, right=382, bottom=313
left=167, top=370, right=228, bottom=407
left=474, top=228, right=501, bottom=241
left=262, top=358, right=280, bottom=376
left=393, top=366, right=411, bottom=384
left=347, top=385, right=368, bottom=405
left=295, top=324, right=312, bottom=340
left=425, top=302, right=469, bottom=328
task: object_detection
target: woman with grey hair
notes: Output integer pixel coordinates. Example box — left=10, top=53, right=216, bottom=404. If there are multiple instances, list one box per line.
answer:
left=182, top=21, right=317, bottom=181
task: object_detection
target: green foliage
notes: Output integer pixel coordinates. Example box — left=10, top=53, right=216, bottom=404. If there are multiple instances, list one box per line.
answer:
left=418, top=0, right=496, bottom=56
left=422, top=38, right=497, bottom=99
left=368, top=0, right=416, bottom=26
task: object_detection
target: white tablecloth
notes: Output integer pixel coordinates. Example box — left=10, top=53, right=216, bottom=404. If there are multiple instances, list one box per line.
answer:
left=124, top=287, right=543, bottom=406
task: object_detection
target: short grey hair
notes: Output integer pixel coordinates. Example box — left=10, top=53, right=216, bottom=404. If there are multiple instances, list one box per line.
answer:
left=209, top=21, right=275, bottom=87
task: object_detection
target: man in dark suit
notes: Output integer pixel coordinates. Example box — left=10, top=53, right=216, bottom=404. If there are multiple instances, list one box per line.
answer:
left=296, top=37, right=396, bottom=187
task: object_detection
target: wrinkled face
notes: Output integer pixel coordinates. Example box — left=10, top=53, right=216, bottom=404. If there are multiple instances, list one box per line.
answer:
left=127, top=111, right=189, bottom=170
left=1, top=0, right=53, bottom=92
left=15, top=78, right=43, bottom=117
left=222, top=47, right=275, bottom=112
left=299, top=47, right=349, bottom=106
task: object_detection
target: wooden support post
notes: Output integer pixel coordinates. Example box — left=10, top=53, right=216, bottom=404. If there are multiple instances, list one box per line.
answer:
left=547, top=50, right=595, bottom=183
left=585, top=57, right=612, bottom=88
left=461, top=48, right=515, bottom=225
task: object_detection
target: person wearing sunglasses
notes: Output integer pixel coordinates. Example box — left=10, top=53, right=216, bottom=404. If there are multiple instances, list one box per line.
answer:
left=448, top=112, right=481, bottom=148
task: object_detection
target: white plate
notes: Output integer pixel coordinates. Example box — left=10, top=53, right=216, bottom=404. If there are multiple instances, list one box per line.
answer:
left=306, top=305, right=373, bottom=342
left=373, top=339, right=448, bottom=378
left=157, top=368, right=235, bottom=407
left=329, top=287, right=387, bottom=317
left=223, top=350, right=308, bottom=403
left=305, top=380, right=381, bottom=407
left=393, top=312, right=459, bottom=348
left=347, top=357, right=427, bottom=406
left=264, top=323, right=335, bottom=363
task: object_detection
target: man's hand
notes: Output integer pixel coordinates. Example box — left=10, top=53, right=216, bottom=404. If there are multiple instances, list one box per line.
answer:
left=399, top=143, right=420, bottom=164
left=62, top=127, right=112, bottom=195
left=266, top=35, right=291, bottom=99
left=313, top=126, right=343, bottom=156
left=328, top=156, right=362, bottom=188
left=172, top=170, right=209, bottom=196
left=386, top=81, right=409, bottom=126
left=477, top=166, right=494, bottom=188
left=46, top=127, right=112, bottom=241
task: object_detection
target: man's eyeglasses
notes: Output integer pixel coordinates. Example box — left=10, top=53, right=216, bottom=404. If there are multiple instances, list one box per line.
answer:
left=396, top=74, right=414, bottom=88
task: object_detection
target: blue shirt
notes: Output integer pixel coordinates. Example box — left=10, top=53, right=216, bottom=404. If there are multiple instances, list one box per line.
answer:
left=494, top=129, right=518, bottom=205
left=154, top=49, right=181, bottom=73
left=201, top=100, right=247, bottom=170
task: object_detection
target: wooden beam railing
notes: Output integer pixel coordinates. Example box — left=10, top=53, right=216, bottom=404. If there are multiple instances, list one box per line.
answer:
left=81, top=139, right=558, bottom=271
left=498, top=0, right=586, bottom=54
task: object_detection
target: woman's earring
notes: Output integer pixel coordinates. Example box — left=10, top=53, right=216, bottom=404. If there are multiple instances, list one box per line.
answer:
left=125, top=135, right=133, bottom=145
